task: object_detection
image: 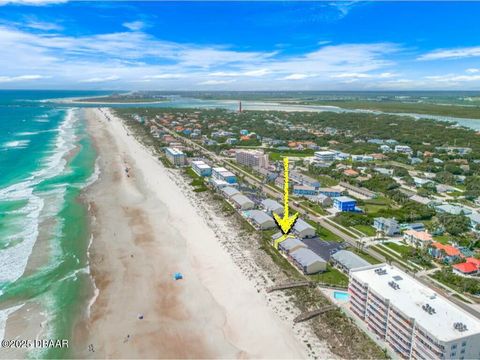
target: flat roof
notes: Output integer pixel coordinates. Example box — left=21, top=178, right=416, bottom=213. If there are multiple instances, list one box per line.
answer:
left=165, top=147, right=184, bottom=155
left=351, top=264, right=480, bottom=342
left=335, top=196, right=356, bottom=203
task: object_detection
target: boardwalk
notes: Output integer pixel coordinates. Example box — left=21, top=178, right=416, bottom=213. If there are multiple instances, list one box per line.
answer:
left=266, top=281, right=314, bottom=293
left=294, top=305, right=336, bottom=323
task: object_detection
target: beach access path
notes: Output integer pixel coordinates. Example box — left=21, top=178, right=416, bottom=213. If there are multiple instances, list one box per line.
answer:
left=76, top=108, right=309, bottom=358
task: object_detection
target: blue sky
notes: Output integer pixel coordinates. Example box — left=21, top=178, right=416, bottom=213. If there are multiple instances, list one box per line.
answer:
left=0, top=1, right=480, bottom=90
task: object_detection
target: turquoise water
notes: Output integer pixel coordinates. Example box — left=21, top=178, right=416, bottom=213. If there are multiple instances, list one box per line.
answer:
left=0, top=91, right=104, bottom=357
left=333, top=291, right=350, bottom=301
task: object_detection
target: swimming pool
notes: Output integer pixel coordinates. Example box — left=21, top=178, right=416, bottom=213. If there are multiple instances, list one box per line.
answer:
left=333, top=291, right=350, bottom=301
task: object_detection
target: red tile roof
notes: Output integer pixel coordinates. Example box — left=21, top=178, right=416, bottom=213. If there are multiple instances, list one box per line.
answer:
left=466, top=257, right=480, bottom=266
left=453, top=262, right=478, bottom=274
left=431, top=242, right=461, bottom=257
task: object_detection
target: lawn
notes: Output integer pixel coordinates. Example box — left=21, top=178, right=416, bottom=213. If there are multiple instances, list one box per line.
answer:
left=433, top=234, right=451, bottom=245
left=311, top=222, right=344, bottom=242
left=354, top=224, right=377, bottom=236
left=308, top=265, right=349, bottom=287
left=384, top=242, right=412, bottom=257
left=300, top=200, right=327, bottom=215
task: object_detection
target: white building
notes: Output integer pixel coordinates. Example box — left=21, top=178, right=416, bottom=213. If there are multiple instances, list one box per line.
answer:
left=289, top=248, right=327, bottom=274
left=235, top=149, right=269, bottom=168
left=191, top=160, right=212, bottom=177
left=349, top=264, right=480, bottom=360
left=314, top=150, right=336, bottom=162
left=395, top=145, right=413, bottom=154
left=230, top=194, right=255, bottom=210
left=292, top=219, right=316, bottom=239
left=165, top=147, right=186, bottom=166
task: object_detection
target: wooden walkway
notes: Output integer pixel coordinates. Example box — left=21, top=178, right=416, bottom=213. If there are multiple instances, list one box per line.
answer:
left=266, top=281, right=314, bottom=293
left=293, top=305, right=336, bottom=323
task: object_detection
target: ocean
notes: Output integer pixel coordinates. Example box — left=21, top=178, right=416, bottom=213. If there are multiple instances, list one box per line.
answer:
left=0, top=91, right=106, bottom=358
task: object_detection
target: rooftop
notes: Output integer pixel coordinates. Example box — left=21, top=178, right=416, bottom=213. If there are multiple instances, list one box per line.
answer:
left=404, top=230, right=433, bottom=242
left=290, top=247, right=326, bottom=266
left=331, top=250, right=370, bottom=270
left=246, top=210, right=274, bottom=225
left=351, top=264, right=480, bottom=342
left=335, top=196, right=356, bottom=203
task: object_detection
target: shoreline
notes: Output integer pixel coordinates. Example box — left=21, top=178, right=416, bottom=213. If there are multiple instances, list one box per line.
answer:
left=76, top=107, right=319, bottom=358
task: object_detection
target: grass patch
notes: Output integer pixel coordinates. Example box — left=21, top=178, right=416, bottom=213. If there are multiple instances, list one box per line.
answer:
left=308, top=265, right=349, bottom=287
left=306, top=219, right=344, bottom=242
left=268, top=150, right=314, bottom=161
left=433, top=234, right=451, bottom=244
left=384, top=242, right=412, bottom=256
left=353, top=224, right=376, bottom=236
left=300, top=200, right=327, bottom=215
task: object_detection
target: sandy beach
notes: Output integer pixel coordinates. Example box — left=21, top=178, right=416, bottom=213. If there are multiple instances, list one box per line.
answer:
left=75, top=108, right=316, bottom=359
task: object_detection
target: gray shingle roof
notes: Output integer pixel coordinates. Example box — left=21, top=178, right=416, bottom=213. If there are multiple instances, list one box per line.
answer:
left=248, top=210, right=274, bottom=225
left=278, top=237, right=306, bottom=251
left=231, top=194, right=254, bottom=207
left=331, top=250, right=370, bottom=270
left=221, top=186, right=240, bottom=197
left=293, top=218, right=315, bottom=233
left=261, top=199, right=283, bottom=213
left=290, top=248, right=326, bottom=267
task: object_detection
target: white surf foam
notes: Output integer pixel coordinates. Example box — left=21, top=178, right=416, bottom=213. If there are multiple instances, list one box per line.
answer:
left=0, top=108, right=78, bottom=285
left=2, top=139, right=30, bottom=150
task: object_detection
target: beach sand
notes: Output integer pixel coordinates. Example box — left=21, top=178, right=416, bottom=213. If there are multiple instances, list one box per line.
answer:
left=76, top=108, right=312, bottom=359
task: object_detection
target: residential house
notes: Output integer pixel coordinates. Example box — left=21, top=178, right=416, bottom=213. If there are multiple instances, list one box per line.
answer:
left=331, top=250, right=370, bottom=274
left=289, top=248, right=327, bottom=274
left=373, top=217, right=400, bottom=236
left=293, top=185, right=318, bottom=197
left=333, top=196, right=357, bottom=212
left=292, top=219, right=316, bottom=239
left=429, top=242, right=462, bottom=263
left=260, top=199, right=283, bottom=216
left=230, top=194, right=255, bottom=210
left=403, top=230, right=433, bottom=249
left=245, top=210, right=276, bottom=230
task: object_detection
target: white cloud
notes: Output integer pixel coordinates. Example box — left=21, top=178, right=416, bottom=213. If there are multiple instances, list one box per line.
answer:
left=425, top=74, right=480, bottom=82
left=208, top=68, right=270, bottom=77
left=79, top=75, right=120, bottom=83
left=123, top=21, right=145, bottom=32
left=0, top=74, right=47, bottom=82
left=0, top=0, right=66, bottom=5
left=199, top=79, right=235, bottom=85
left=466, top=68, right=480, bottom=74
left=281, top=73, right=315, bottom=80
left=418, top=46, right=480, bottom=60
left=144, top=74, right=187, bottom=79
left=25, top=21, right=62, bottom=31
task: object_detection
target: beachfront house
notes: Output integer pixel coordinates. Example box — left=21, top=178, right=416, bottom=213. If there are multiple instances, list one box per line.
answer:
left=278, top=237, right=308, bottom=255
left=220, top=186, right=240, bottom=199
left=313, top=194, right=332, bottom=207
left=230, top=194, right=255, bottom=210
left=260, top=198, right=283, bottom=216
left=191, top=160, right=212, bottom=177
left=330, top=250, right=370, bottom=274
left=245, top=210, right=276, bottom=230
left=289, top=248, right=327, bottom=274
left=212, top=167, right=237, bottom=184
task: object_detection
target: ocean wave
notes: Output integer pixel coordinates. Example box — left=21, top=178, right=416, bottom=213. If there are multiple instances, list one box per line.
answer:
left=0, top=108, right=78, bottom=286
left=2, top=139, right=30, bottom=150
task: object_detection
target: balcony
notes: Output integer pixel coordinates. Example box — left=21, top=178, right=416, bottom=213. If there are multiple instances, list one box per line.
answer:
left=350, top=304, right=365, bottom=319
left=389, top=314, right=414, bottom=336
left=387, top=338, right=410, bottom=359
left=415, top=328, right=445, bottom=352
left=367, top=300, right=387, bottom=316
left=414, top=341, right=443, bottom=360
left=369, top=291, right=387, bottom=306
left=388, top=322, right=413, bottom=343
left=390, top=309, right=413, bottom=329
left=367, top=308, right=388, bottom=326
left=350, top=293, right=367, bottom=308
left=414, top=336, right=444, bottom=358
left=367, top=316, right=387, bottom=335
left=349, top=282, right=368, bottom=297
left=388, top=331, right=412, bottom=351
left=348, top=286, right=367, bottom=301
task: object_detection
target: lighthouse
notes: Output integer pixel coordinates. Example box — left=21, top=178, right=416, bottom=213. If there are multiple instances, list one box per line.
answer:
left=238, top=100, right=242, bottom=113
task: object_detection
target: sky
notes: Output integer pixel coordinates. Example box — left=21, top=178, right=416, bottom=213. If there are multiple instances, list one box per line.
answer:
left=0, top=0, right=480, bottom=90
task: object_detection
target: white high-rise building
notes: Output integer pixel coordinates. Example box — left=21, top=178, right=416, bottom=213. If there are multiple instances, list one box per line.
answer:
left=235, top=149, right=269, bottom=168
left=349, top=264, right=480, bottom=360
left=314, top=150, right=336, bottom=162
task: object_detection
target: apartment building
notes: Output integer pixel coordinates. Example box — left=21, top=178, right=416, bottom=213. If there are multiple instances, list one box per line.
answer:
left=235, top=149, right=269, bottom=168
left=165, top=147, right=186, bottom=166
left=314, top=150, right=336, bottom=162
left=349, top=264, right=480, bottom=360
left=191, top=160, right=212, bottom=177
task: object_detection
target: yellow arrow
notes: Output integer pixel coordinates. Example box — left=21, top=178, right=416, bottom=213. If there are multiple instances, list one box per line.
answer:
left=273, top=157, right=299, bottom=235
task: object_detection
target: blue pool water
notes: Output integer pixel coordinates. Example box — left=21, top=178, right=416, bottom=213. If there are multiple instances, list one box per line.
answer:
left=334, top=291, right=350, bottom=301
